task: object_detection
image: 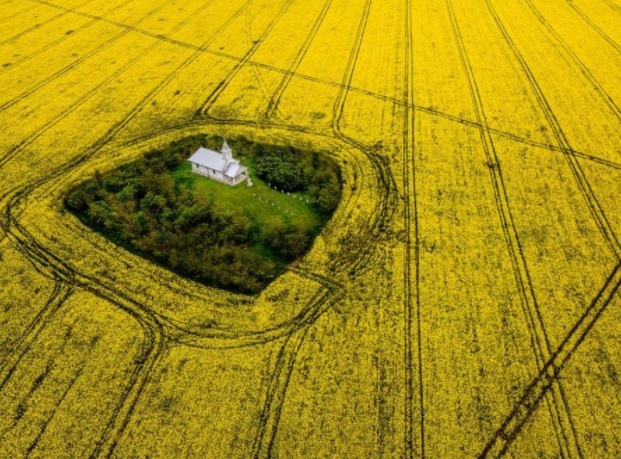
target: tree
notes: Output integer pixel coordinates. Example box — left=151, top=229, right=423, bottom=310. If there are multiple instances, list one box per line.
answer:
left=255, top=151, right=305, bottom=191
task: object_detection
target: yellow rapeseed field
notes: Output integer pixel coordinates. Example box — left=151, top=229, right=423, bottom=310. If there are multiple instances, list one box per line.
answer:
left=0, top=0, right=620, bottom=457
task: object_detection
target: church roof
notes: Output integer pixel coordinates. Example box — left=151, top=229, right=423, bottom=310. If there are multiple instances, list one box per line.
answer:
left=225, top=163, right=246, bottom=178
left=188, top=147, right=227, bottom=172
left=187, top=144, right=247, bottom=179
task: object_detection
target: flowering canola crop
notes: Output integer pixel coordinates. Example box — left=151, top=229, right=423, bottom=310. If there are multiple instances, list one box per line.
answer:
left=0, top=0, right=620, bottom=457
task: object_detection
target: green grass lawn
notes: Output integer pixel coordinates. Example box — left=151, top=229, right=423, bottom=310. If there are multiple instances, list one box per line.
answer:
left=170, top=160, right=323, bottom=233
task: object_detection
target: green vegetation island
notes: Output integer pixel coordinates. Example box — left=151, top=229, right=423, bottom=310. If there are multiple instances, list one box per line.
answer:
left=64, top=134, right=342, bottom=294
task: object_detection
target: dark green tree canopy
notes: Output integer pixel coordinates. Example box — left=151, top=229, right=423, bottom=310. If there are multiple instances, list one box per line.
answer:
left=64, top=134, right=342, bottom=294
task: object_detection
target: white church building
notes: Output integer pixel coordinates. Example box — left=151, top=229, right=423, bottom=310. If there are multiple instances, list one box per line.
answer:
left=187, top=140, right=248, bottom=186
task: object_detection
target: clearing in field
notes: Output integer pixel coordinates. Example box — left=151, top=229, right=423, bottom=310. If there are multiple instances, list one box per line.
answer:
left=64, top=134, right=341, bottom=294
left=0, top=0, right=620, bottom=457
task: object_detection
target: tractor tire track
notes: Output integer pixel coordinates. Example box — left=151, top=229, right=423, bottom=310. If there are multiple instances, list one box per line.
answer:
left=522, top=0, right=621, bottom=123
left=94, top=109, right=380, bottom=459
left=0, top=0, right=95, bottom=47
left=5, top=111, right=387, bottom=459
left=4, top=130, right=344, bottom=347
left=403, top=0, right=423, bottom=456
left=250, top=284, right=345, bottom=458
left=7, top=198, right=341, bottom=457
left=196, top=0, right=295, bottom=118
left=24, top=364, right=85, bottom=457
left=0, top=324, right=83, bottom=442
left=99, top=118, right=382, bottom=281
left=0, top=0, right=136, bottom=77
left=0, top=278, right=74, bottom=393
left=0, top=0, right=224, bottom=187
left=243, top=1, right=273, bottom=105
left=4, top=206, right=165, bottom=459
left=563, top=0, right=621, bottom=54
left=447, top=1, right=583, bottom=456
left=329, top=0, right=399, bottom=279
left=168, top=278, right=336, bottom=349
left=7, top=3, right=619, bottom=172
left=0, top=0, right=176, bottom=172
left=479, top=263, right=621, bottom=457
left=106, top=0, right=385, bottom=281
left=483, top=0, right=621, bottom=261
left=260, top=0, right=334, bottom=124
left=15, top=1, right=621, bottom=173
left=87, top=297, right=164, bottom=459
left=601, top=0, right=621, bottom=13
left=0, top=0, right=36, bottom=24
left=411, top=105, right=621, bottom=171
left=0, top=0, right=172, bottom=113
left=0, top=1, right=265, bottom=445
left=251, top=324, right=313, bottom=459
